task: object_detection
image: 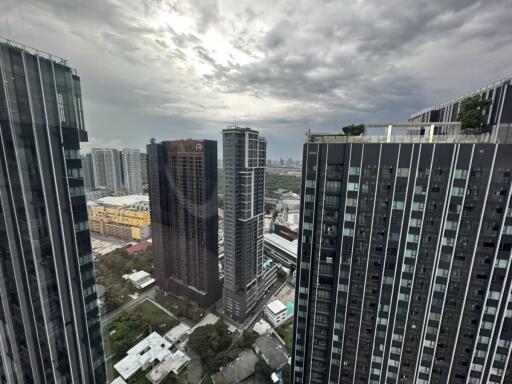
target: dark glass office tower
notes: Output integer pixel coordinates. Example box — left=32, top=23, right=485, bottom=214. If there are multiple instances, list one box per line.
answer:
left=0, top=40, right=105, bottom=383
left=292, top=125, right=512, bottom=384
left=147, top=139, right=221, bottom=308
left=222, top=126, right=266, bottom=323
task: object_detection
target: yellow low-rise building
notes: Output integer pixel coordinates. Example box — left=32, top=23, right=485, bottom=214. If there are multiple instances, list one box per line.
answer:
left=88, top=195, right=151, bottom=240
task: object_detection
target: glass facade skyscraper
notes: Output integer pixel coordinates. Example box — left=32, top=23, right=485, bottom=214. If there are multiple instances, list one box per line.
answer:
left=292, top=125, right=512, bottom=384
left=147, top=139, right=221, bottom=308
left=0, top=40, right=105, bottom=383
left=222, top=127, right=267, bottom=323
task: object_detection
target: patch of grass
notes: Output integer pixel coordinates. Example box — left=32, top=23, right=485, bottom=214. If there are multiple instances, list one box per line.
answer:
left=154, top=292, right=205, bottom=323
left=136, top=300, right=178, bottom=335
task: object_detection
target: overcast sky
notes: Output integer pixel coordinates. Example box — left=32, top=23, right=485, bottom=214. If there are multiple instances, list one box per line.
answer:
left=1, top=0, right=511, bottom=158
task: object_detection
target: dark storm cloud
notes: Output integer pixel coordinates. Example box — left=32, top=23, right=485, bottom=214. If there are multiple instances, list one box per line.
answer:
left=0, top=0, right=510, bottom=157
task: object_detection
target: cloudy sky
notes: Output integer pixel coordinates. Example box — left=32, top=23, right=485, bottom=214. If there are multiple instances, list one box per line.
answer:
left=1, top=0, right=511, bottom=158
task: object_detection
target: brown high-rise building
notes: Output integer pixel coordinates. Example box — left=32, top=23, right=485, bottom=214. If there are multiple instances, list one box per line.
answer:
left=147, top=139, right=221, bottom=307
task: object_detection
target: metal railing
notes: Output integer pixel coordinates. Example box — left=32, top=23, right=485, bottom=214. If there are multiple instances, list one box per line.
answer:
left=0, top=36, right=68, bottom=66
left=307, top=123, right=510, bottom=144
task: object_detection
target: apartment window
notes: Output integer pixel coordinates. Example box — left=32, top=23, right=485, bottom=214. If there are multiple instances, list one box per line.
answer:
left=495, top=259, right=508, bottom=269
left=343, top=228, right=354, bottom=236
left=442, top=237, right=455, bottom=246
left=454, top=169, right=468, bottom=179
left=407, top=234, right=419, bottom=243
left=325, top=195, right=340, bottom=206
left=349, top=166, right=360, bottom=176
left=412, top=202, right=424, bottom=211
left=326, top=181, right=342, bottom=193
left=399, top=293, right=410, bottom=301
left=346, top=198, right=357, bottom=207
left=451, top=187, right=465, bottom=197
left=348, top=182, right=359, bottom=192
left=397, top=168, right=409, bottom=177
left=405, top=249, right=417, bottom=259
left=74, top=221, right=89, bottom=232
left=446, top=220, right=457, bottom=230
left=415, top=185, right=426, bottom=195
left=305, top=180, right=316, bottom=188
left=488, top=291, right=500, bottom=300
left=393, top=201, right=405, bottom=209
left=345, top=213, right=355, bottom=222
left=503, top=225, right=512, bottom=235
left=410, top=218, right=421, bottom=227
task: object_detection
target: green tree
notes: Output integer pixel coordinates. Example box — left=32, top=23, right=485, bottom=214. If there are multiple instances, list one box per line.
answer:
left=457, top=95, right=492, bottom=131
left=188, top=321, right=232, bottom=370
left=342, top=124, right=365, bottom=136
left=108, top=311, right=143, bottom=357
left=282, top=365, right=291, bottom=384
left=255, top=358, right=274, bottom=383
left=276, top=267, right=287, bottom=280
left=237, top=330, right=257, bottom=349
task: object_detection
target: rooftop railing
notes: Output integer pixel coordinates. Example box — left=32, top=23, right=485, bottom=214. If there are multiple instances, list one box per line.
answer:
left=0, top=36, right=69, bottom=66
left=307, top=123, right=510, bottom=144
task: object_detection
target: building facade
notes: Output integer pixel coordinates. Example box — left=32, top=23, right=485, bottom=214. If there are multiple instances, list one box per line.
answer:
left=121, top=148, right=143, bottom=194
left=409, top=78, right=512, bottom=142
left=263, top=233, right=297, bottom=270
left=292, top=127, right=512, bottom=384
left=91, top=147, right=123, bottom=193
left=147, top=139, right=221, bottom=308
left=222, top=127, right=267, bottom=323
left=0, top=40, right=105, bottom=383
left=82, top=152, right=95, bottom=189
left=141, top=152, right=148, bottom=185
left=88, top=195, right=151, bottom=241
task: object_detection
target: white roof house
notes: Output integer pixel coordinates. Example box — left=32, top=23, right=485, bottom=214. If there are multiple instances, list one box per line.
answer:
left=114, top=332, right=172, bottom=380
left=267, top=300, right=287, bottom=315
left=111, top=378, right=127, bottom=384
left=264, top=300, right=292, bottom=328
left=122, top=270, right=155, bottom=289
left=146, top=350, right=191, bottom=384
left=164, top=322, right=191, bottom=345
left=253, top=319, right=272, bottom=335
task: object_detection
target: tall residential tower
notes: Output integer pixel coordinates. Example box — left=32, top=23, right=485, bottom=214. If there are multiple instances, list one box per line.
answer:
left=222, top=127, right=267, bottom=323
left=91, top=147, right=123, bottom=193
left=121, top=148, right=143, bottom=194
left=0, top=40, right=105, bottom=383
left=147, top=139, right=221, bottom=308
left=292, top=124, right=512, bottom=384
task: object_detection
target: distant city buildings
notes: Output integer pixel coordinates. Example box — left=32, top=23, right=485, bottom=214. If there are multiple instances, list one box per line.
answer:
left=140, top=152, right=148, bottom=184
left=223, top=126, right=278, bottom=323
left=292, top=122, right=512, bottom=384
left=82, top=152, right=95, bottom=188
left=148, top=139, right=221, bottom=308
left=122, top=148, right=143, bottom=194
left=0, top=40, right=105, bottom=383
left=91, top=147, right=123, bottom=192
left=84, top=147, right=147, bottom=198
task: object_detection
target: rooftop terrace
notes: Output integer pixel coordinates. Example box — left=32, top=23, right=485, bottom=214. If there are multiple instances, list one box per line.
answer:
left=307, top=123, right=512, bottom=144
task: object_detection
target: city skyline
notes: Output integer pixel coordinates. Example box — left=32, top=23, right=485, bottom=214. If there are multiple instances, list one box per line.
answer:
left=2, top=1, right=511, bottom=158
